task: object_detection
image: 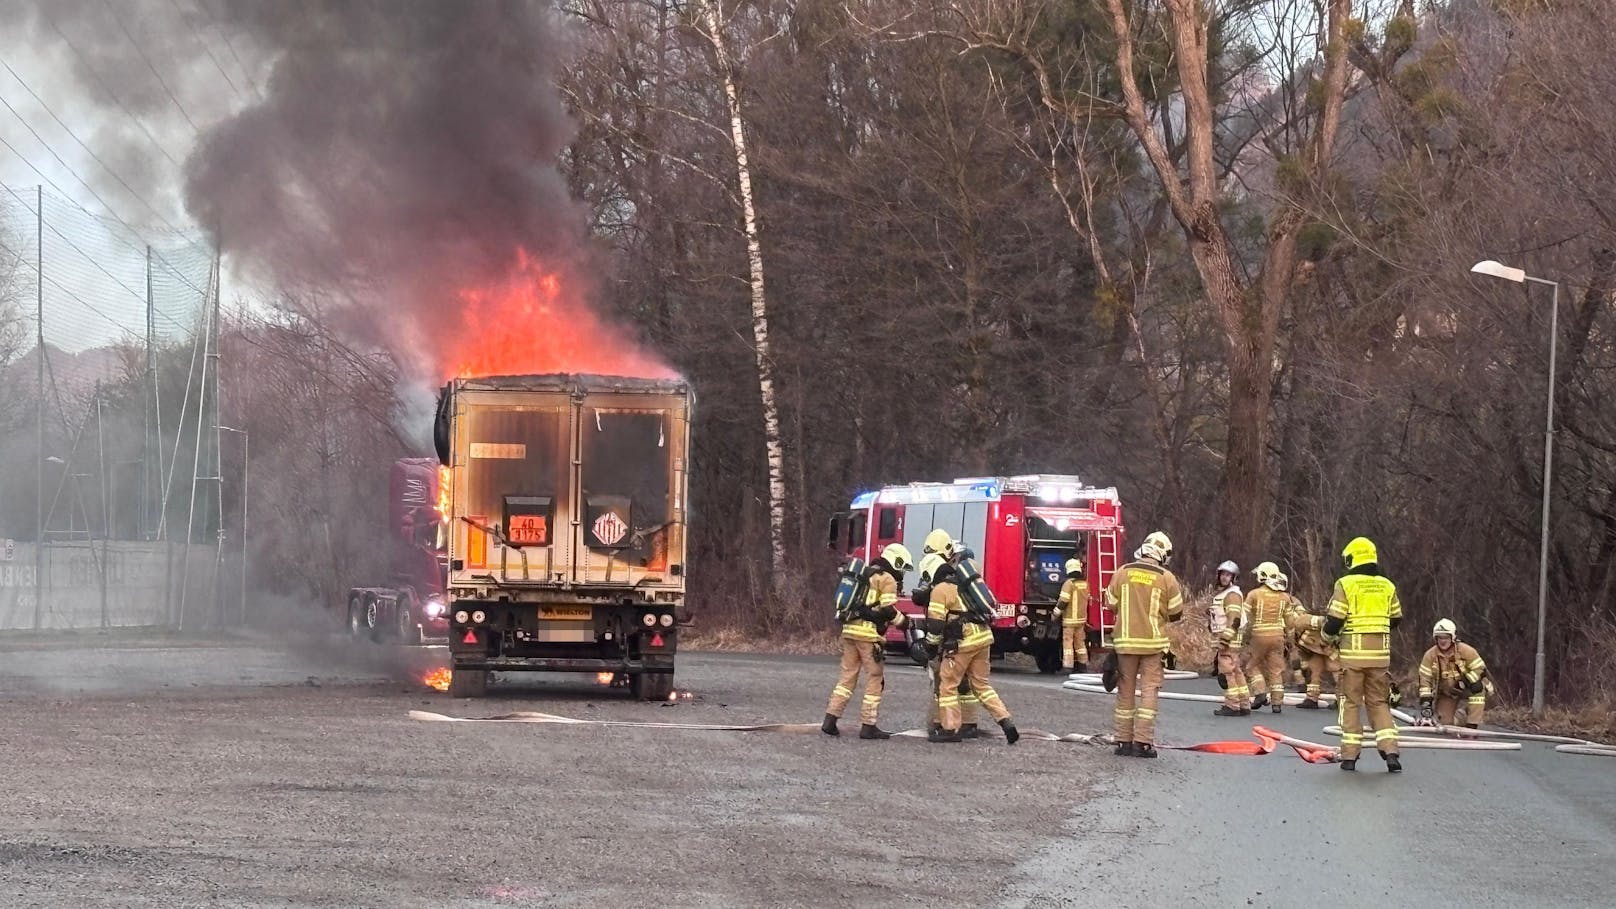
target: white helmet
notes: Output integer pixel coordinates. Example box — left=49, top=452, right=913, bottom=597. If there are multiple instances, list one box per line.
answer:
left=1274, top=571, right=1290, bottom=592
left=1216, top=560, right=1239, bottom=577
left=1064, top=557, right=1084, bottom=575
left=1253, top=561, right=1282, bottom=589
left=1136, top=531, right=1173, bottom=563
left=1433, top=618, right=1457, bottom=640
left=880, top=543, right=915, bottom=573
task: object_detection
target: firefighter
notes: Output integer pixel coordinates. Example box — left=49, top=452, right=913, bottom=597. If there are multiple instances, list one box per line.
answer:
left=1058, top=557, right=1089, bottom=673
left=822, top=543, right=914, bottom=740
left=1106, top=531, right=1185, bottom=757
left=918, top=530, right=982, bottom=739
left=921, top=552, right=1018, bottom=745
left=1243, top=561, right=1290, bottom=715
left=1322, top=537, right=1403, bottom=773
left=1283, top=573, right=1335, bottom=709
left=1210, top=559, right=1251, bottom=717
left=1418, top=619, right=1491, bottom=728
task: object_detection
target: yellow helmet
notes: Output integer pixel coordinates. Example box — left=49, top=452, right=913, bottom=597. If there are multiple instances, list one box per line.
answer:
left=918, top=553, right=948, bottom=585
left=1342, top=537, right=1378, bottom=569
left=1136, top=530, right=1172, bottom=563
left=1433, top=618, right=1457, bottom=640
left=923, top=529, right=957, bottom=559
left=880, top=543, right=915, bottom=573
left=1253, top=561, right=1282, bottom=589
left=1064, top=557, right=1084, bottom=575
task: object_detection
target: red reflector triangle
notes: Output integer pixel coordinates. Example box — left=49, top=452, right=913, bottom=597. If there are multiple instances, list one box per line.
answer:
left=650, top=632, right=664, bottom=647
left=461, top=628, right=478, bottom=644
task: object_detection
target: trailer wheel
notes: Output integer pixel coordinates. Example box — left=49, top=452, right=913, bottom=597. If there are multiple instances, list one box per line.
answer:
left=448, top=668, right=488, bottom=698
left=633, top=671, right=675, bottom=701
left=1034, top=647, right=1064, bottom=675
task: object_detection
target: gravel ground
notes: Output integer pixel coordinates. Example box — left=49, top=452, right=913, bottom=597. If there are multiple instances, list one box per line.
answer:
left=0, top=638, right=1120, bottom=909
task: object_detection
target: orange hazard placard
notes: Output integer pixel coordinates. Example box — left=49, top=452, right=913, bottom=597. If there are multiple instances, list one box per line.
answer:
left=508, top=515, right=549, bottom=546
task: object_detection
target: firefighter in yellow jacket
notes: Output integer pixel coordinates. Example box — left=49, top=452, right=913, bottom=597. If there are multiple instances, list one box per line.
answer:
left=1058, top=558, right=1089, bottom=673
left=1323, top=537, right=1403, bottom=773
left=1105, top=531, right=1185, bottom=757
left=1283, top=573, right=1335, bottom=709
left=922, top=552, right=1018, bottom=745
left=1210, top=560, right=1250, bottom=717
left=822, top=543, right=913, bottom=740
left=1418, top=619, right=1491, bottom=728
left=1243, top=561, right=1290, bottom=714
left=919, top=530, right=980, bottom=739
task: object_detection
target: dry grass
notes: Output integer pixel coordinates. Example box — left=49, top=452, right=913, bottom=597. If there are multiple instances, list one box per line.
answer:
left=1487, top=699, right=1616, bottom=743
left=681, top=624, right=840, bottom=655
left=1168, top=589, right=1217, bottom=672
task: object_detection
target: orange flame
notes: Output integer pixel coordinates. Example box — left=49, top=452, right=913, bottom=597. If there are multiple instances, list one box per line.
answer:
left=442, top=249, right=675, bottom=381
left=423, top=667, right=453, bottom=692
left=436, top=465, right=451, bottom=523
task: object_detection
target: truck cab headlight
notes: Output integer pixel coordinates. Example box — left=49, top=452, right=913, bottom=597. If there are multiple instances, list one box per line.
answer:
left=471, top=609, right=487, bottom=624
left=453, top=610, right=470, bottom=624
left=641, top=613, right=658, bottom=627
left=659, top=613, right=674, bottom=627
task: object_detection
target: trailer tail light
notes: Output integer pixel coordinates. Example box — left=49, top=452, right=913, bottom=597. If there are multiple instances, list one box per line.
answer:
left=649, top=632, right=665, bottom=648
left=462, top=628, right=479, bottom=645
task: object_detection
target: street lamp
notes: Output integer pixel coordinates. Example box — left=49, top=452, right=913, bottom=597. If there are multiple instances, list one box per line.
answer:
left=1470, top=259, right=1558, bottom=715
left=218, top=426, right=250, bottom=626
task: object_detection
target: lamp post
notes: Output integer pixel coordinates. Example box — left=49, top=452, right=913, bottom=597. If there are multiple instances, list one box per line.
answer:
left=1470, top=259, right=1557, bottom=715
left=218, top=426, right=249, bottom=626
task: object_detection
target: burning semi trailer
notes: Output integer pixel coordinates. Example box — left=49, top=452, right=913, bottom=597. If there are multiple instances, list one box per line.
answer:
left=431, top=373, right=692, bottom=699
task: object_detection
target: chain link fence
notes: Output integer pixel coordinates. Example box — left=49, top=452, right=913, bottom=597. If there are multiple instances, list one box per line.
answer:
left=0, top=185, right=235, bottom=631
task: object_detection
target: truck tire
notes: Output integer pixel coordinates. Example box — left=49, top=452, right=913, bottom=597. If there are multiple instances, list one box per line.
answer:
left=448, top=668, right=489, bottom=698
left=346, top=595, right=363, bottom=637
left=633, top=671, right=675, bottom=701
left=394, top=592, right=420, bottom=644
left=1034, top=647, right=1064, bottom=675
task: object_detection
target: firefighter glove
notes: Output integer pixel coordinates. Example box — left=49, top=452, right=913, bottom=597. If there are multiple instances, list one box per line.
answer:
left=1216, top=672, right=1229, bottom=690
left=1101, top=653, right=1119, bottom=692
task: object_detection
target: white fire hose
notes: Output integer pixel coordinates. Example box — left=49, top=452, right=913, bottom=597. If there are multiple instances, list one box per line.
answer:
left=1064, top=679, right=1337, bottom=707
left=1321, top=725, right=1520, bottom=751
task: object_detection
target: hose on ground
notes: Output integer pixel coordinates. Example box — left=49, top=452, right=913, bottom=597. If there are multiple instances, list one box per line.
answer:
left=1320, top=725, right=1520, bottom=751
left=1063, top=681, right=1336, bottom=707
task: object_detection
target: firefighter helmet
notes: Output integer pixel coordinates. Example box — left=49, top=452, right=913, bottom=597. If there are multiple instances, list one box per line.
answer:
left=1216, top=560, right=1239, bottom=578
left=881, top=543, right=915, bottom=573
left=1065, top=558, right=1084, bottom=576
left=1342, top=537, right=1378, bottom=569
left=1275, top=571, right=1289, bottom=591
left=918, top=553, right=947, bottom=585
left=923, top=529, right=957, bottom=559
left=1254, top=561, right=1282, bottom=589
left=1136, top=531, right=1173, bottom=563
left=1433, top=618, right=1458, bottom=640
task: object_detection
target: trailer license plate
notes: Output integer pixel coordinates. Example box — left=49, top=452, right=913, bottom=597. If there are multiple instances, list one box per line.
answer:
left=540, top=607, right=592, bottom=621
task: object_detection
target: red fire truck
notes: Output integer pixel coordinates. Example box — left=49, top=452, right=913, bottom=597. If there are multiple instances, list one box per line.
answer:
left=343, top=457, right=450, bottom=643
left=828, top=475, right=1124, bottom=673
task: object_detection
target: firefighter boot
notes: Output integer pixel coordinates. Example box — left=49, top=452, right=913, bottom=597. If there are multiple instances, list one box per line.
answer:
left=932, top=728, right=962, bottom=743
left=1073, top=661, right=1088, bottom=674
left=927, top=724, right=944, bottom=742
left=960, top=723, right=982, bottom=740
left=999, top=718, right=1020, bottom=745
left=1113, top=741, right=1136, bottom=757
left=1340, top=759, right=1357, bottom=772
left=1298, top=698, right=1323, bottom=709
left=1272, top=702, right=1283, bottom=715
left=1213, top=706, right=1247, bottom=717
left=1134, top=743, right=1158, bottom=759
left=1251, top=693, right=1269, bottom=710
left=859, top=724, right=891, bottom=740
left=821, top=714, right=839, bottom=737
left=1382, top=751, right=1402, bottom=774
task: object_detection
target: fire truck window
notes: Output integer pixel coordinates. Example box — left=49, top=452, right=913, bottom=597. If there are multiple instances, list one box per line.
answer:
left=849, top=513, right=867, bottom=551
left=877, top=507, right=898, bottom=540
left=583, top=409, right=672, bottom=557
left=827, top=515, right=842, bottom=550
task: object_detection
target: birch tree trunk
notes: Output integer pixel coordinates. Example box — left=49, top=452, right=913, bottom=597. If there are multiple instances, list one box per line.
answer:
left=697, top=0, right=789, bottom=595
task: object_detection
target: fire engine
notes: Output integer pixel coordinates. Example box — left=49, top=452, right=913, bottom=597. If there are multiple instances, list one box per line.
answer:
left=828, top=475, right=1124, bottom=673
left=344, top=457, right=449, bottom=643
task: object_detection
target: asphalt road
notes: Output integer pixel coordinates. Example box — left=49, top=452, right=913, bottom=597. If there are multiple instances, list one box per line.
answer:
left=0, top=636, right=1611, bottom=908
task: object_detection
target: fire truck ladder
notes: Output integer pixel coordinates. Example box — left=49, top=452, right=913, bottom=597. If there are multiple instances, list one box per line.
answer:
left=1095, top=530, right=1119, bottom=650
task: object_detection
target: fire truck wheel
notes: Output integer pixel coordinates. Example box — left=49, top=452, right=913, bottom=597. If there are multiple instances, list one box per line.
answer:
left=448, top=668, right=488, bottom=698
left=1034, top=648, right=1064, bottom=674
left=633, top=671, right=675, bottom=701
left=346, top=595, right=364, bottom=637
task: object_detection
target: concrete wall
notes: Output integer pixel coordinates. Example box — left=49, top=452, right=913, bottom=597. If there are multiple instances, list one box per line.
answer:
left=0, top=541, right=226, bottom=631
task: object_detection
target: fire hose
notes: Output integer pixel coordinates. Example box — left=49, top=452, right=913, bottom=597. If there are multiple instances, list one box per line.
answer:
left=1063, top=680, right=1338, bottom=707
left=1319, top=725, right=1519, bottom=751
left=1331, top=721, right=1616, bottom=756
